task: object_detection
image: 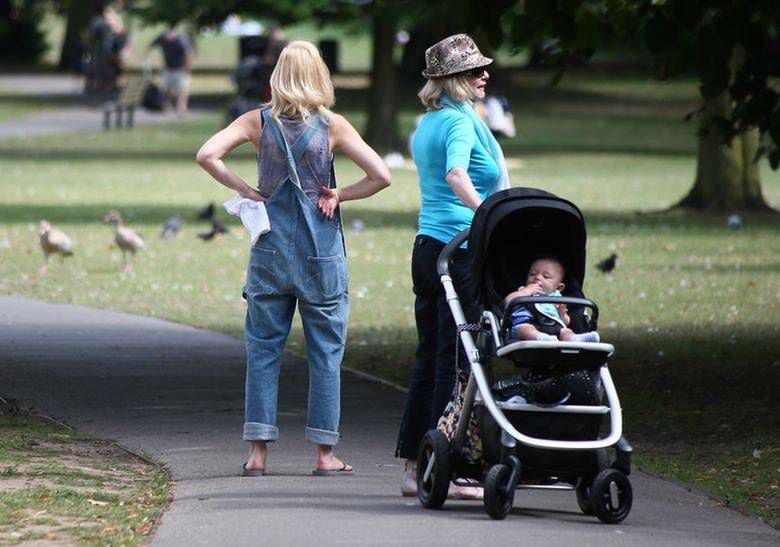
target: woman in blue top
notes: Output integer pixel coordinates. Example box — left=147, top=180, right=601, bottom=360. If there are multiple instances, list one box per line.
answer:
left=396, top=34, right=509, bottom=497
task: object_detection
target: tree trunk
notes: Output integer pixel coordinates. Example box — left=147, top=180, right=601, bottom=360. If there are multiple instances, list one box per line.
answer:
left=58, top=0, right=105, bottom=72
left=676, top=48, right=771, bottom=212
left=364, top=8, right=401, bottom=153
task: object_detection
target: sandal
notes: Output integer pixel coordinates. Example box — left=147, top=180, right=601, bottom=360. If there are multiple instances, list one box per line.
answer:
left=312, top=462, right=354, bottom=476
left=241, top=462, right=266, bottom=477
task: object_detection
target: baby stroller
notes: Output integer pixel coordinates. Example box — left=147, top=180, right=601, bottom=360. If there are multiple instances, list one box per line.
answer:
left=416, top=187, right=633, bottom=523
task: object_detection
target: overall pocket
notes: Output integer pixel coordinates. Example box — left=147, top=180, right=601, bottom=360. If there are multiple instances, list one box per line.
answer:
left=246, top=247, right=278, bottom=296
left=304, top=255, right=347, bottom=303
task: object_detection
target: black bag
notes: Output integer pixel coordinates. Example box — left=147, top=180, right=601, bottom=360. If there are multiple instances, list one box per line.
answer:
left=143, top=82, right=165, bottom=111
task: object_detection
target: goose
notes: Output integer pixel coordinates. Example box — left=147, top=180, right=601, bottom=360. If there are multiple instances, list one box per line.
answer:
left=39, top=220, right=73, bottom=274
left=103, top=210, right=145, bottom=271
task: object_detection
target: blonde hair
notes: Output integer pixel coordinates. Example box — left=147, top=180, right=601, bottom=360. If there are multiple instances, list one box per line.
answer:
left=267, top=41, right=334, bottom=121
left=418, top=75, right=475, bottom=109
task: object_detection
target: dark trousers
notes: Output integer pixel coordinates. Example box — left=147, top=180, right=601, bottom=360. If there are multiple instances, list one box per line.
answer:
left=395, top=235, right=480, bottom=460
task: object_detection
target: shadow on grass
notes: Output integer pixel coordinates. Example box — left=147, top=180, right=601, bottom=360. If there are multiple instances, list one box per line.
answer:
left=4, top=204, right=779, bottom=233
left=0, top=147, right=210, bottom=163
left=0, top=203, right=422, bottom=229
left=0, top=142, right=698, bottom=162
left=343, top=323, right=780, bottom=445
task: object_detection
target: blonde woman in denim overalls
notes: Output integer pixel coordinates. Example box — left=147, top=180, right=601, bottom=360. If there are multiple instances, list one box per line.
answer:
left=197, top=41, right=390, bottom=476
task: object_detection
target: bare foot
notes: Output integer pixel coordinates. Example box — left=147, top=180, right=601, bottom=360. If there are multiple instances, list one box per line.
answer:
left=316, top=445, right=353, bottom=472
left=246, top=440, right=267, bottom=471
left=448, top=481, right=483, bottom=500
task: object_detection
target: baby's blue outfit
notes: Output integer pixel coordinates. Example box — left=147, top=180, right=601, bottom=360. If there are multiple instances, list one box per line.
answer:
left=510, top=289, right=566, bottom=333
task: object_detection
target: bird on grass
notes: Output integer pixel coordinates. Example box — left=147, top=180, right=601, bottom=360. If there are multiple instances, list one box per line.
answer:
left=196, top=202, right=216, bottom=221
left=161, top=214, right=184, bottom=239
left=39, top=220, right=73, bottom=274
left=103, top=210, right=145, bottom=271
left=197, top=218, right=229, bottom=241
left=595, top=253, right=618, bottom=273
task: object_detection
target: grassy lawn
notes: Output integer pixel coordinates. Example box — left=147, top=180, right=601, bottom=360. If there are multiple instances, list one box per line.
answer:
left=0, top=400, right=168, bottom=545
left=0, top=69, right=779, bottom=527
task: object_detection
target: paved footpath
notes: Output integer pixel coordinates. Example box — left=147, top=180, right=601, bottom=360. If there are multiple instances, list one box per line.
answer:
left=0, top=296, right=777, bottom=546
left=0, top=73, right=205, bottom=140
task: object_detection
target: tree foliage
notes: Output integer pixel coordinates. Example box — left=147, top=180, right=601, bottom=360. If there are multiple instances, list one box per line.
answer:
left=491, top=0, right=780, bottom=170
left=130, top=0, right=333, bottom=28
left=0, top=0, right=48, bottom=63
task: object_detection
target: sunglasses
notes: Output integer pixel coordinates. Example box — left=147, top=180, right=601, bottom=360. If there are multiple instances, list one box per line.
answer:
left=461, top=66, right=487, bottom=78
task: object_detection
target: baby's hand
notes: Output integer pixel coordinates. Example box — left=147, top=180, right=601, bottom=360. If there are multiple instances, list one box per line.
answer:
left=518, top=283, right=542, bottom=297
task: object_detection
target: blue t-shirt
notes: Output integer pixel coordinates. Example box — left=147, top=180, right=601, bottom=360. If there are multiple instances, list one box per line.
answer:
left=412, top=105, right=500, bottom=244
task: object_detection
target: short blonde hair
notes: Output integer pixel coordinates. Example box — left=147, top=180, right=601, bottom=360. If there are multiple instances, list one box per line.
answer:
left=418, top=75, right=475, bottom=109
left=268, top=41, right=334, bottom=121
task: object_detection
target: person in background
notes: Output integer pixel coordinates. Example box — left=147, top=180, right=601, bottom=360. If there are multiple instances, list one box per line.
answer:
left=148, top=26, right=194, bottom=115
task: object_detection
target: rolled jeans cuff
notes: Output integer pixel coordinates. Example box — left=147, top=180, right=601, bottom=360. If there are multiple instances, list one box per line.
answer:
left=243, top=422, right=278, bottom=442
left=305, top=426, right=339, bottom=446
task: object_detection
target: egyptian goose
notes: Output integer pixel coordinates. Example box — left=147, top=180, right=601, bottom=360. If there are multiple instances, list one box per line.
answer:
left=103, top=210, right=145, bottom=271
left=39, top=220, right=73, bottom=274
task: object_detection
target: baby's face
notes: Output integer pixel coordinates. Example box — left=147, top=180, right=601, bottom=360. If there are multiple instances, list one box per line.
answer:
left=525, top=259, right=565, bottom=294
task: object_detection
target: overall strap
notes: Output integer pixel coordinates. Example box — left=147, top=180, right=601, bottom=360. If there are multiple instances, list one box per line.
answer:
left=261, top=109, right=322, bottom=188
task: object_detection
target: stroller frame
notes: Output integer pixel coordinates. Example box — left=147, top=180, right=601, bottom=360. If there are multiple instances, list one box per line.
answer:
left=417, top=225, right=633, bottom=523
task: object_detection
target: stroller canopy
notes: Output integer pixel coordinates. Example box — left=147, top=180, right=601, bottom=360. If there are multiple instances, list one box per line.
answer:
left=469, top=188, right=587, bottom=311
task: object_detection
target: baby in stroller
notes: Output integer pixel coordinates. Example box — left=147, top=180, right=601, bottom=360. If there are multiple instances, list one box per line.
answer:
left=415, top=188, right=633, bottom=524
left=504, top=256, right=600, bottom=343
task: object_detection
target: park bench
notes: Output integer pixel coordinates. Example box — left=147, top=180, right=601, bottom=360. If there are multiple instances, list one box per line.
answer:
left=103, top=77, right=147, bottom=130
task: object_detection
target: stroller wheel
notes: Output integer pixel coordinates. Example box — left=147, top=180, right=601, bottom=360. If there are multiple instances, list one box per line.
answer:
left=483, top=464, right=514, bottom=520
left=589, top=469, right=632, bottom=524
left=417, top=429, right=451, bottom=509
left=576, top=482, right=595, bottom=515
left=576, top=448, right=610, bottom=515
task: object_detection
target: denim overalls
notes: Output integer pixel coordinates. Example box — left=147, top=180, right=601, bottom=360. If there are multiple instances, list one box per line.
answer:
left=243, top=109, right=348, bottom=446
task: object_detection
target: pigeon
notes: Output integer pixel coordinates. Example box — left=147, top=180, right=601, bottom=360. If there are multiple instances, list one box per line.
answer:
left=349, top=219, right=365, bottom=234
left=161, top=214, right=184, bottom=239
left=726, top=213, right=742, bottom=229
left=39, top=220, right=74, bottom=274
left=595, top=253, right=618, bottom=273
left=196, top=203, right=216, bottom=221
left=197, top=218, right=229, bottom=241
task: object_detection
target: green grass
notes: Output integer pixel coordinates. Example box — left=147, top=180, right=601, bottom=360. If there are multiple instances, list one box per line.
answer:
left=0, top=407, right=168, bottom=545
left=1, top=68, right=779, bottom=526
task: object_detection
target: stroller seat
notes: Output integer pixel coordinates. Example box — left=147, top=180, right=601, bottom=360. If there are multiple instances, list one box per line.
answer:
left=497, top=340, right=614, bottom=370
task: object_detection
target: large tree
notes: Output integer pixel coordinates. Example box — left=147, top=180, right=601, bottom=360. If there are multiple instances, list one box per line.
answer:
left=466, top=0, right=778, bottom=212
left=57, top=0, right=106, bottom=71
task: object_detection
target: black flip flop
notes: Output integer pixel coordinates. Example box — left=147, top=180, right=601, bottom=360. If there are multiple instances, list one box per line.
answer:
left=312, top=462, right=354, bottom=476
left=241, top=463, right=266, bottom=477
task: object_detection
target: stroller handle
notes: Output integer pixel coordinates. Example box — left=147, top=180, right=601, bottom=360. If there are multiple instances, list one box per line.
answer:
left=436, top=229, right=470, bottom=277
left=503, top=296, right=599, bottom=330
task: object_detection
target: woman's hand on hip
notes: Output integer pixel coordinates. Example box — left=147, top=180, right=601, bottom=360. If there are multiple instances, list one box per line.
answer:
left=241, top=187, right=266, bottom=202
left=318, top=186, right=340, bottom=219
